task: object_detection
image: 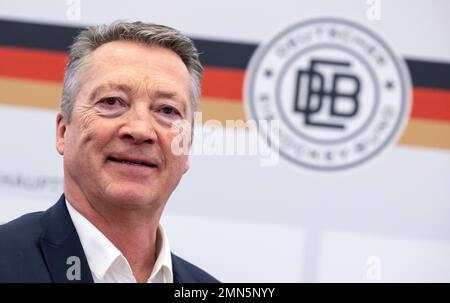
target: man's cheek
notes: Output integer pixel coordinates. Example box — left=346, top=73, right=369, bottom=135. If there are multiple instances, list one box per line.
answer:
left=181, top=156, right=190, bottom=174
left=169, top=119, right=192, bottom=156
left=76, top=105, right=98, bottom=129
left=79, top=119, right=110, bottom=148
left=164, top=152, right=189, bottom=174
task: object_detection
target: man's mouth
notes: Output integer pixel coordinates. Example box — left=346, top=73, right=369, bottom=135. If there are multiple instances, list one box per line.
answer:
left=107, top=156, right=158, bottom=168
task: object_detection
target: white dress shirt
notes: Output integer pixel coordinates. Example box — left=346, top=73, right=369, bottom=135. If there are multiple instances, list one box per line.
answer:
left=66, top=200, right=173, bottom=283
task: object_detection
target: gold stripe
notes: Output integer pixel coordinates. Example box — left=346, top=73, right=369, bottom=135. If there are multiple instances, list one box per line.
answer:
left=198, top=97, right=246, bottom=123
left=200, top=99, right=450, bottom=151
left=1, top=77, right=449, bottom=150
left=398, top=119, right=450, bottom=150
left=0, top=78, right=248, bottom=120
left=0, top=77, right=61, bottom=109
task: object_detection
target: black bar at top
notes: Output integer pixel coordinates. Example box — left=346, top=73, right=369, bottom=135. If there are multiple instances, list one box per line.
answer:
left=193, top=38, right=256, bottom=69
left=0, top=18, right=256, bottom=69
left=1, top=18, right=450, bottom=90
left=0, top=19, right=80, bottom=52
left=406, top=59, right=450, bottom=90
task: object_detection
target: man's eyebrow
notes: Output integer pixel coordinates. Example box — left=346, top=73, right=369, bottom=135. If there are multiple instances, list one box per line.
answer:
left=89, top=83, right=134, bottom=101
left=155, top=91, right=181, bottom=101
left=155, top=91, right=188, bottom=109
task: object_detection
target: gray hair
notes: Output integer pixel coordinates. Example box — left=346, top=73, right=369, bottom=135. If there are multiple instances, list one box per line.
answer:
left=61, top=20, right=203, bottom=122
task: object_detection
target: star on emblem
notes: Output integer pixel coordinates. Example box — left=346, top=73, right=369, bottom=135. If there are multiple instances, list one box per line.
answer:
left=385, top=80, right=395, bottom=90
left=264, top=69, right=273, bottom=78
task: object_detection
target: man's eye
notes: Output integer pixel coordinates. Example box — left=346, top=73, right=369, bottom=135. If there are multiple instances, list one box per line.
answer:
left=102, top=97, right=120, bottom=106
left=161, top=106, right=179, bottom=116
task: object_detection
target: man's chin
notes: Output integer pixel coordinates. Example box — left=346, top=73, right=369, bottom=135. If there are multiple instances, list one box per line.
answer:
left=103, top=186, right=159, bottom=210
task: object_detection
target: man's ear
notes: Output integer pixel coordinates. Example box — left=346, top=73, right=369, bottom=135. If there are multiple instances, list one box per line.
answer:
left=56, top=113, right=66, bottom=156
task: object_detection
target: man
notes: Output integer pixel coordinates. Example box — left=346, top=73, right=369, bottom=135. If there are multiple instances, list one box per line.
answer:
left=0, top=21, right=218, bottom=283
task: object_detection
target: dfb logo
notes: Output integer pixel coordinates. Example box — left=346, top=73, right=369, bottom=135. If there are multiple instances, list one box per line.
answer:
left=294, top=59, right=360, bottom=129
left=245, top=18, right=411, bottom=171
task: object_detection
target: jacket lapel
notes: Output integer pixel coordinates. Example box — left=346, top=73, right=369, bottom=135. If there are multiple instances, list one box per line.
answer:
left=172, top=253, right=196, bottom=283
left=39, top=195, right=93, bottom=283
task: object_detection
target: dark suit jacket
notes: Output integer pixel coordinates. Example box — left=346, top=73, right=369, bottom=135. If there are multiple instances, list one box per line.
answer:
left=0, top=195, right=218, bottom=283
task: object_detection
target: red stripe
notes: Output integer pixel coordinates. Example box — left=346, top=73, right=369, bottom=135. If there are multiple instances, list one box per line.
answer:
left=202, top=66, right=244, bottom=101
left=0, top=46, right=246, bottom=100
left=0, top=46, right=66, bottom=82
left=1, top=46, right=450, bottom=122
left=411, top=87, right=450, bottom=122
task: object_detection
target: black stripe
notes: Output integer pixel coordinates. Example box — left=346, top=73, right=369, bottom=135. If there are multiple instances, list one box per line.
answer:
left=194, top=38, right=256, bottom=69
left=406, top=59, right=450, bottom=90
left=0, top=20, right=256, bottom=69
left=1, top=18, right=450, bottom=90
left=0, top=18, right=256, bottom=68
left=0, top=19, right=80, bottom=52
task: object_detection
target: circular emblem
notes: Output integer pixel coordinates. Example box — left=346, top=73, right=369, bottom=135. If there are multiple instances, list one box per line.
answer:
left=245, top=18, right=411, bottom=170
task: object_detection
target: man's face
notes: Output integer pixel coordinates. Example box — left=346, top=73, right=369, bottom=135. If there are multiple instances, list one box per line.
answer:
left=56, top=41, right=192, bottom=211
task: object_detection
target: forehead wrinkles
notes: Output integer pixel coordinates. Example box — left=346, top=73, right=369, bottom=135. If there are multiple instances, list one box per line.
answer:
left=85, top=76, right=146, bottom=101
left=144, top=76, right=177, bottom=99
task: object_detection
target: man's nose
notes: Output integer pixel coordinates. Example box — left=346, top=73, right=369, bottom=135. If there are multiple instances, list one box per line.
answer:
left=119, top=111, right=157, bottom=144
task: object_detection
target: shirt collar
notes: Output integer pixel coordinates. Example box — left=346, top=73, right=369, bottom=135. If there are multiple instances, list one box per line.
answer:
left=149, top=224, right=173, bottom=282
left=66, top=200, right=173, bottom=282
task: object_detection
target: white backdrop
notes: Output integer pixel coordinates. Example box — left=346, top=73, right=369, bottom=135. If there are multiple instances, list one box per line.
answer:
left=0, top=0, right=449, bottom=282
